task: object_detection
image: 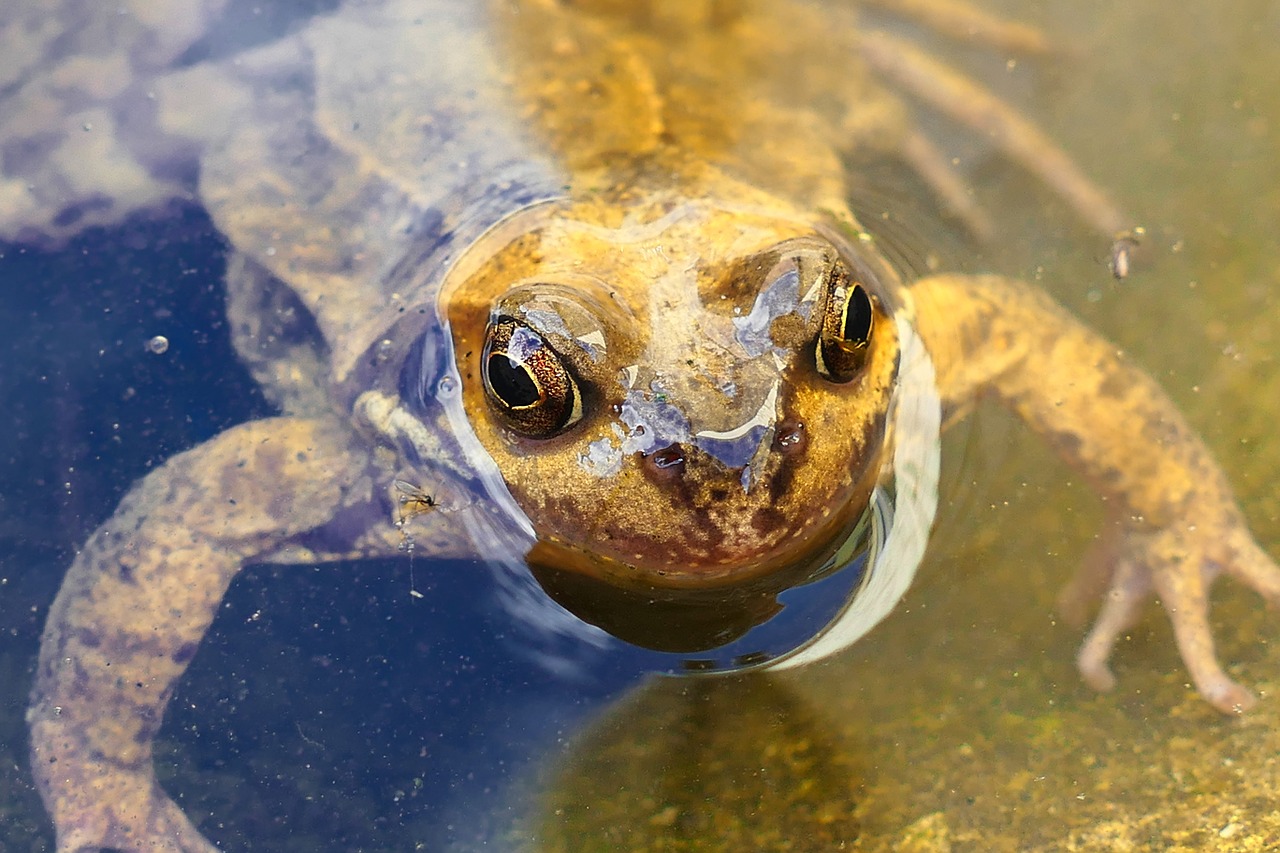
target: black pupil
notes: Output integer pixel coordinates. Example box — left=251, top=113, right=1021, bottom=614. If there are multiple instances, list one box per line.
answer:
left=842, top=285, right=872, bottom=344
left=487, top=353, right=541, bottom=408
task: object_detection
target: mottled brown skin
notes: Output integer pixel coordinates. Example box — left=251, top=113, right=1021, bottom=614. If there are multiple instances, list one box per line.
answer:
left=443, top=173, right=899, bottom=590
left=5, top=0, right=1278, bottom=851
left=28, top=419, right=374, bottom=853
left=910, top=275, right=1280, bottom=711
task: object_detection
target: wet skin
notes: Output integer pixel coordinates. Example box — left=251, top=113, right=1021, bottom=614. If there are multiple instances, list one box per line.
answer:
left=3, top=0, right=1278, bottom=850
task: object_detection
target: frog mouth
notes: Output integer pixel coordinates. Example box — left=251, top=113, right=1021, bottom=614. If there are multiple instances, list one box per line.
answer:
left=523, top=494, right=876, bottom=654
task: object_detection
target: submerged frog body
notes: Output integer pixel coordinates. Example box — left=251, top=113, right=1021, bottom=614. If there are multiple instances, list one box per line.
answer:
left=5, top=0, right=1278, bottom=850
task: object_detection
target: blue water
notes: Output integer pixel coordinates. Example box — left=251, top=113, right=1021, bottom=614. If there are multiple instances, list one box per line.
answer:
left=1, top=208, right=618, bottom=850
left=0, top=208, right=255, bottom=847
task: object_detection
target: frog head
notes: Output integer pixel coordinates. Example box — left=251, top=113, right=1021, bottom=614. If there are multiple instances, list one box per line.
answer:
left=442, top=175, right=901, bottom=651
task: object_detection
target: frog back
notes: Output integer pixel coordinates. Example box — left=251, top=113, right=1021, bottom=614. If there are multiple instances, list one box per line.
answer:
left=172, top=0, right=877, bottom=402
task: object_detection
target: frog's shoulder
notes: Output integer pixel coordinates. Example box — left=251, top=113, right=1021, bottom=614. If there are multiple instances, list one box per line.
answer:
left=165, top=0, right=571, bottom=391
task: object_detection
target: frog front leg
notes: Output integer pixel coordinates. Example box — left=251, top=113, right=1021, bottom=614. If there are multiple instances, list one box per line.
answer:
left=908, top=273, right=1280, bottom=713
left=28, top=416, right=377, bottom=852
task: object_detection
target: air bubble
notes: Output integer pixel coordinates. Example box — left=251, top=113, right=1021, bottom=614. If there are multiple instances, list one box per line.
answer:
left=146, top=335, right=169, bottom=354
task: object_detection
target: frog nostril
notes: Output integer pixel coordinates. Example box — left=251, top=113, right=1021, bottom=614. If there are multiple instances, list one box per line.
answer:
left=652, top=447, right=684, bottom=467
left=772, top=419, right=808, bottom=457
left=642, top=443, right=687, bottom=485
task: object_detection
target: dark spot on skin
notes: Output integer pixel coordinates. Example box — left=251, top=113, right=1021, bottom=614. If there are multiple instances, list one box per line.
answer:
left=1098, top=466, right=1125, bottom=487
left=1098, top=371, right=1132, bottom=401
left=412, top=206, right=446, bottom=243
left=51, top=194, right=114, bottom=229
left=1, top=130, right=62, bottom=174
left=768, top=454, right=796, bottom=506
left=172, top=643, right=199, bottom=665
left=687, top=504, right=726, bottom=553
left=296, top=452, right=308, bottom=462
left=135, top=704, right=161, bottom=727
left=1143, top=417, right=1185, bottom=449
left=117, top=559, right=136, bottom=585
left=752, top=505, right=786, bottom=535
left=1051, top=431, right=1083, bottom=462
left=74, top=628, right=103, bottom=649
left=68, top=659, right=97, bottom=702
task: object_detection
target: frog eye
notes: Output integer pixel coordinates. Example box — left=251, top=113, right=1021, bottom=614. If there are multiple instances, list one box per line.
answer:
left=814, top=260, right=874, bottom=383
left=482, top=317, right=583, bottom=437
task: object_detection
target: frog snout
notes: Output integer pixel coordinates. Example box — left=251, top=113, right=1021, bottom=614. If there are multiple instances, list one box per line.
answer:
left=638, top=417, right=807, bottom=496
left=664, top=376, right=785, bottom=481
left=691, top=422, right=772, bottom=470
left=637, top=442, right=687, bottom=483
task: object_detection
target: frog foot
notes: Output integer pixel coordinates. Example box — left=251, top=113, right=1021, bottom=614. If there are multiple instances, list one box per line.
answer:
left=1058, top=518, right=1280, bottom=714
left=45, top=776, right=219, bottom=853
left=30, top=725, right=219, bottom=853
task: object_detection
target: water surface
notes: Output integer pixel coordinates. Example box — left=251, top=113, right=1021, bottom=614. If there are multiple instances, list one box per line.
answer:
left=2, top=1, right=1278, bottom=851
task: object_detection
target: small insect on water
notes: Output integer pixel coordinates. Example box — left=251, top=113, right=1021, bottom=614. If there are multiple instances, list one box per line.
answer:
left=395, top=478, right=439, bottom=526
left=394, top=479, right=439, bottom=599
left=1108, top=226, right=1146, bottom=280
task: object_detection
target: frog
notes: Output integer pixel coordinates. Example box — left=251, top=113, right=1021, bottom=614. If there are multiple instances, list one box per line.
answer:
left=6, top=0, right=1278, bottom=850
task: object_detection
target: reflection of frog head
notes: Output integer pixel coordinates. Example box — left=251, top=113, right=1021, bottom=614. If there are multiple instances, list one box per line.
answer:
left=444, top=177, right=900, bottom=650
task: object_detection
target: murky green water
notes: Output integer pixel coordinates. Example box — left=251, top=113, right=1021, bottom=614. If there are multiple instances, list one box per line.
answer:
left=533, top=3, right=1280, bottom=851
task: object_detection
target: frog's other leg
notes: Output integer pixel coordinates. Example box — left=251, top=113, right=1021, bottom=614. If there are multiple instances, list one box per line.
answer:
left=224, top=252, right=331, bottom=418
left=899, top=128, right=996, bottom=241
left=1055, top=516, right=1128, bottom=628
left=1061, top=528, right=1152, bottom=692
left=836, top=82, right=996, bottom=241
left=909, top=273, right=1280, bottom=713
left=28, top=416, right=375, bottom=852
left=858, top=32, right=1131, bottom=239
left=860, top=0, right=1052, bottom=55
